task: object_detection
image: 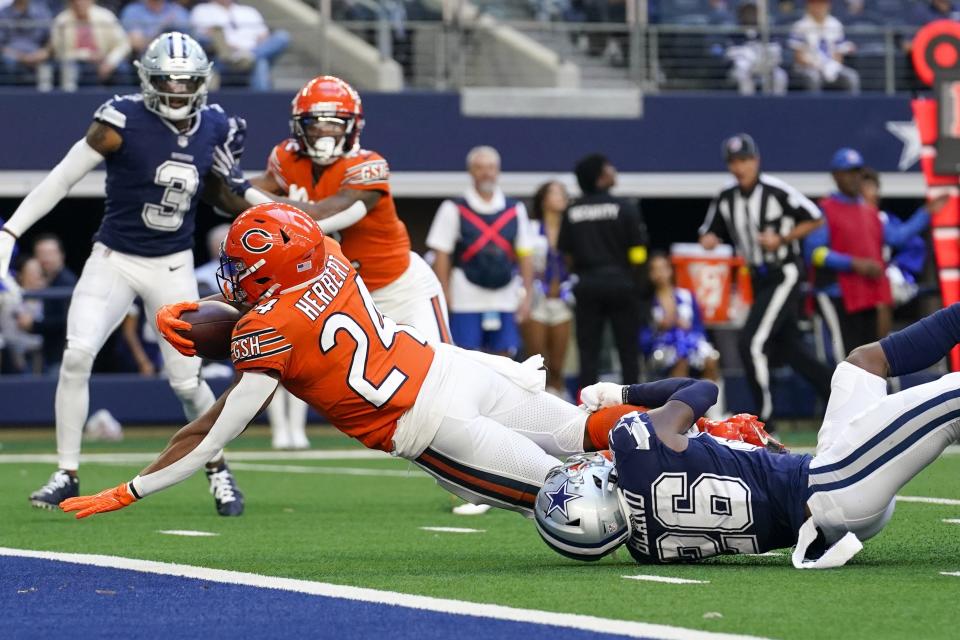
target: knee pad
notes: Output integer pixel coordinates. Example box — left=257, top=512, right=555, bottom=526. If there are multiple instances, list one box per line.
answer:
left=59, top=348, right=95, bottom=380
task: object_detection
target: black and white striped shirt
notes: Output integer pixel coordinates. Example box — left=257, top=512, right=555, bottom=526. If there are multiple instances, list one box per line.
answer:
left=699, top=174, right=821, bottom=270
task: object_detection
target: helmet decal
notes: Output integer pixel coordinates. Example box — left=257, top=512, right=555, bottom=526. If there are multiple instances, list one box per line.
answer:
left=240, top=228, right=274, bottom=254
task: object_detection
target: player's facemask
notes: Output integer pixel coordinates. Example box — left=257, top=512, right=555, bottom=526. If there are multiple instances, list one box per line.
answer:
left=217, top=250, right=277, bottom=304
left=145, top=74, right=207, bottom=121
left=292, top=116, right=351, bottom=165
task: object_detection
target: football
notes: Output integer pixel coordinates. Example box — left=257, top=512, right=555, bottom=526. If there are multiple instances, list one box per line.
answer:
left=177, top=300, right=242, bottom=361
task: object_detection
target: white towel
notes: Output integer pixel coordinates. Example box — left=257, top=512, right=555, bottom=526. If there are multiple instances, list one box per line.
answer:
left=791, top=516, right=863, bottom=569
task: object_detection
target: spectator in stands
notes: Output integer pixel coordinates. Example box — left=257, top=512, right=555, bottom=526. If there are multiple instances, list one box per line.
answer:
left=120, top=0, right=191, bottom=56
left=21, top=234, right=76, bottom=371
left=0, top=0, right=53, bottom=89
left=51, top=0, right=132, bottom=90
left=559, top=153, right=648, bottom=393
left=522, top=180, right=573, bottom=399
left=804, top=148, right=888, bottom=360
left=641, top=252, right=723, bottom=416
left=789, top=0, right=860, bottom=94
left=725, top=1, right=787, bottom=95
left=190, top=0, right=289, bottom=91
left=8, top=257, right=46, bottom=373
left=911, top=0, right=960, bottom=24
left=194, top=223, right=230, bottom=297
left=426, top=145, right=534, bottom=357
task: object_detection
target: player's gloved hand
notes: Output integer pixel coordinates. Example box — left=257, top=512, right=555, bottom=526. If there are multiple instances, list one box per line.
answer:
left=729, top=413, right=788, bottom=453
left=212, top=146, right=252, bottom=198
left=226, top=116, right=247, bottom=160
left=60, top=482, right=137, bottom=519
left=156, top=301, right=199, bottom=357
left=579, top=382, right=626, bottom=412
left=695, top=417, right=743, bottom=442
left=0, top=229, right=17, bottom=279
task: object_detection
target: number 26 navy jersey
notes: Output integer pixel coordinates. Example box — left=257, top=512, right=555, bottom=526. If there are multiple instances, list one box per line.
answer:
left=92, top=94, right=233, bottom=257
left=610, top=411, right=812, bottom=563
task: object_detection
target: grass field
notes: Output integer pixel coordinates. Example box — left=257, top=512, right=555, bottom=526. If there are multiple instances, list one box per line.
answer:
left=2, top=426, right=960, bottom=639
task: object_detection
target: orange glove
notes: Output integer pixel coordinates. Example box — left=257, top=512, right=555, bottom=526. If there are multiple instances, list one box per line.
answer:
left=728, top=414, right=788, bottom=453
left=60, top=482, right=137, bottom=519
left=156, top=301, right=199, bottom=356
left=696, top=417, right=743, bottom=442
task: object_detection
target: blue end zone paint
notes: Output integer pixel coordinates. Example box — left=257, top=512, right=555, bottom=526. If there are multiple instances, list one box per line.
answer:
left=1, top=557, right=649, bottom=640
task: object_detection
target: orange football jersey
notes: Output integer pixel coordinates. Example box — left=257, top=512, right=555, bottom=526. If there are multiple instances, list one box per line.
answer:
left=266, top=140, right=411, bottom=291
left=230, top=236, right=434, bottom=452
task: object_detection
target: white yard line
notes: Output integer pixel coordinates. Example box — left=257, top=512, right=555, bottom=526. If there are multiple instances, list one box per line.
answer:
left=419, top=527, right=485, bottom=534
left=942, top=519, right=960, bottom=525
left=622, top=575, right=710, bottom=585
left=940, top=571, right=960, bottom=577
left=157, top=530, right=220, bottom=537
left=0, top=449, right=388, bottom=465
left=895, top=496, right=960, bottom=506
left=0, top=547, right=770, bottom=640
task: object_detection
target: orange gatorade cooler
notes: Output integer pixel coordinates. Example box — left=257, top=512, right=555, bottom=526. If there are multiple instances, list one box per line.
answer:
left=670, top=243, right=751, bottom=325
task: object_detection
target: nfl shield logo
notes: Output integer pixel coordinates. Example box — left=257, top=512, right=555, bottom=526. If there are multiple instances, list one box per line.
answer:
left=177, top=135, right=189, bottom=148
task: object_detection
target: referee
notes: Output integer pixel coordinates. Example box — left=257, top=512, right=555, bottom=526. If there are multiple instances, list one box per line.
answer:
left=559, top=153, right=648, bottom=394
left=699, top=134, right=831, bottom=424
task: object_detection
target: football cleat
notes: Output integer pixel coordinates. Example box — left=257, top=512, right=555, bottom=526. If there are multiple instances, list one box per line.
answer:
left=29, top=470, right=79, bottom=510
left=206, top=463, right=245, bottom=517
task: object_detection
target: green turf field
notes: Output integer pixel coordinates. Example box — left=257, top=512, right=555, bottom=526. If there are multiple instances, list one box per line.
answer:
left=2, top=427, right=959, bottom=639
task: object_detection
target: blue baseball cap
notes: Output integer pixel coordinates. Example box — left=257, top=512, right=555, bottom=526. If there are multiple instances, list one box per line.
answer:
left=830, top=148, right=864, bottom=171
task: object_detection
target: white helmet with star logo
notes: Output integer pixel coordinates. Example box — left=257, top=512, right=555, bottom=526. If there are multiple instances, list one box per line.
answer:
left=534, top=452, right=629, bottom=561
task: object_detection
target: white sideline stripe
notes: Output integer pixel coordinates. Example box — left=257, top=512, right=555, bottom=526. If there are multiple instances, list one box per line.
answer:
left=419, top=527, right=485, bottom=534
left=157, top=530, right=220, bottom=537
left=623, top=575, right=710, bottom=585
left=0, top=548, right=769, bottom=640
left=0, top=449, right=388, bottom=465
left=942, top=519, right=960, bottom=525
left=941, top=572, right=960, bottom=577
left=222, top=463, right=429, bottom=479
left=896, top=496, right=960, bottom=506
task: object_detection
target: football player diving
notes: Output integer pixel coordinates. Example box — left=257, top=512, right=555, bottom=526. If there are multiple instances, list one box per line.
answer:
left=0, top=32, right=251, bottom=515
left=536, top=304, right=960, bottom=568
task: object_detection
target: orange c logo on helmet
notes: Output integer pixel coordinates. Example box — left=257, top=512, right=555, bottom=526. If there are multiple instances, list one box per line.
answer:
left=241, top=228, right=273, bottom=254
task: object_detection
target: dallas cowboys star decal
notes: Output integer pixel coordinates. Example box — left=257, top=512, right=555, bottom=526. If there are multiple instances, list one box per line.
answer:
left=544, top=480, right=581, bottom=519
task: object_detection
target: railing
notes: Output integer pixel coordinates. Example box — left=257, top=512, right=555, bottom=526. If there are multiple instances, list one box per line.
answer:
left=0, top=17, right=927, bottom=93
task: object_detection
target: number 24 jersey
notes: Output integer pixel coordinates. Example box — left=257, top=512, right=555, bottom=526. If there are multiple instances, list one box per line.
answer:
left=610, top=411, right=811, bottom=563
left=230, top=236, right=435, bottom=452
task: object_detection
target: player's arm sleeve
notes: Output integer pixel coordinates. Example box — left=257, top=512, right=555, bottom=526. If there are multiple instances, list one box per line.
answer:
left=231, top=319, right=293, bottom=377
left=3, top=138, right=105, bottom=237
left=624, top=378, right=718, bottom=421
left=265, top=145, right=290, bottom=192
left=130, top=372, right=278, bottom=498
left=803, top=223, right=852, bottom=271
left=425, top=200, right=460, bottom=254
left=341, top=153, right=391, bottom=193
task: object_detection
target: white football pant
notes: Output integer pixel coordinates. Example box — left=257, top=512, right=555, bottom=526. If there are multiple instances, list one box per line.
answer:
left=372, top=251, right=452, bottom=345
left=56, top=243, right=216, bottom=470
left=400, top=345, right=587, bottom=516
left=808, top=362, right=960, bottom=544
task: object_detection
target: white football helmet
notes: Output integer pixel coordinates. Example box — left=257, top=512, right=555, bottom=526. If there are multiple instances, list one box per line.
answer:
left=534, top=453, right=630, bottom=561
left=136, top=32, right=211, bottom=122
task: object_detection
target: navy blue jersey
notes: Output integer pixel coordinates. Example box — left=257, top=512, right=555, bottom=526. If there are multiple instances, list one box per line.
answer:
left=93, top=94, right=232, bottom=257
left=610, top=412, right=811, bottom=563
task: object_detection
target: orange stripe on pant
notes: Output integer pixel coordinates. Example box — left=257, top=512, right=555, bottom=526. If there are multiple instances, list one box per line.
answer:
left=430, top=295, right=453, bottom=344
left=416, top=451, right=536, bottom=508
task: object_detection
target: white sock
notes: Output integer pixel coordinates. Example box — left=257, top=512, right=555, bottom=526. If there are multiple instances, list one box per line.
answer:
left=55, top=348, right=95, bottom=471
